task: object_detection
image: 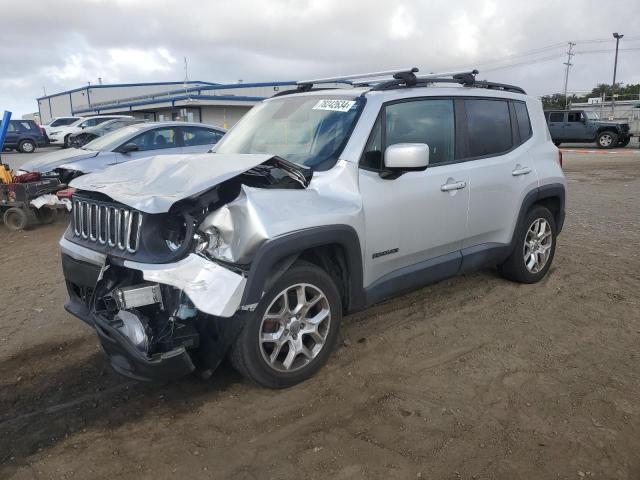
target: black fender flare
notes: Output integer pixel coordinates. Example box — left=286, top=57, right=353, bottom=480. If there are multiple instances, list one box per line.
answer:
left=241, top=225, right=365, bottom=311
left=511, top=183, right=566, bottom=251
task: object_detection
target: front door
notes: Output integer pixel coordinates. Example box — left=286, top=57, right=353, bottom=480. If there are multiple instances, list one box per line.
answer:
left=116, top=126, right=182, bottom=163
left=359, top=98, right=469, bottom=287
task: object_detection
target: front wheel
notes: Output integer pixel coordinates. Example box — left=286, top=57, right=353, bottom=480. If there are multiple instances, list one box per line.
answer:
left=498, top=206, right=557, bottom=284
left=229, top=261, right=342, bottom=388
left=597, top=131, right=618, bottom=149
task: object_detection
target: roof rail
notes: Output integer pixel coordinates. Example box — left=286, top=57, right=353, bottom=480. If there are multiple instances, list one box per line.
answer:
left=273, top=67, right=526, bottom=98
left=296, top=68, right=419, bottom=87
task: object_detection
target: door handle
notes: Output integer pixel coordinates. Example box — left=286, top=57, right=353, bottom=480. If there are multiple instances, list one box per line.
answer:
left=512, top=165, right=532, bottom=176
left=440, top=179, right=467, bottom=192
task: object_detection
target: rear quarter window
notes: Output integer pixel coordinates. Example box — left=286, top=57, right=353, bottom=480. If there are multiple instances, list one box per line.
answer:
left=514, top=102, right=532, bottom=141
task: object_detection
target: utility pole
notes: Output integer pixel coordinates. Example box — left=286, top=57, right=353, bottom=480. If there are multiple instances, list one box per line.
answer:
left=611, top=32, right=624, bottom=116
left=563, top=42, right=576, bottom=109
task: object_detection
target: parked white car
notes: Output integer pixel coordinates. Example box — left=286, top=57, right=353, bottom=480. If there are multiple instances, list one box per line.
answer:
left=41, top=117, right=84, bottom=138
left=48, top=115, right=133, bottom=147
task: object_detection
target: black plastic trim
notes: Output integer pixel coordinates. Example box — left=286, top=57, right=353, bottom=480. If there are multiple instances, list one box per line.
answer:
left=241, top=225, right=365, bottom=311
left=364, top=251, right=462, bottom=306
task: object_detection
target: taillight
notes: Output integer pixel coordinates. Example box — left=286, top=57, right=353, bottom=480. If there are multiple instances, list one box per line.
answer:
left=558, top=150, right=563, bottom=169
left=39, top=126, right=45, bottom=135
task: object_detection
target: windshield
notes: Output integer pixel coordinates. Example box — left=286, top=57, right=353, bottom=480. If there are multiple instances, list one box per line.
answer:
left=83, top=125, right=143, bottom=151
left=585, top=111, right=599, bottom=120
left=214, top=95, right=364, bottom=170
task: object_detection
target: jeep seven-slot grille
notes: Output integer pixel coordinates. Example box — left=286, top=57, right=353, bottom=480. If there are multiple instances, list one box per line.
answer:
left=73, top=199, right=143, bottom=253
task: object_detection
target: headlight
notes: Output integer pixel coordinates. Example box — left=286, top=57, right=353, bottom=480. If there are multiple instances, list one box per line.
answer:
left=50, top=131, right=61, bottom=135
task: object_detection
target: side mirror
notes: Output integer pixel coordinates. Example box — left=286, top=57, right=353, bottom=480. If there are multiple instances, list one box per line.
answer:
left=120, top=142, right=139, bottom=153
left=384, top=143, right=430, bottom=170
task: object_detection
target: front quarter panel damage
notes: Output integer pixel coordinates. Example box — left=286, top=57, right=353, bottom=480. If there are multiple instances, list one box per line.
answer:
left=199, top=159, right=364, bottom=264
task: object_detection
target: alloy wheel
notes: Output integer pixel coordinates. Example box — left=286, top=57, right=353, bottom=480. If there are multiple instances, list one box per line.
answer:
left=599, top=134, right=613, bottom=147
left=259, top=283, right=331, bottom=373
left=523, top=218, right=553, bottom=274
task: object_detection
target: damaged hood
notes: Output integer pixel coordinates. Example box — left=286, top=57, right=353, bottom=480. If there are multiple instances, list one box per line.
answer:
left=70, top=153, right=276, bottom=213
left=19, top=148, right=99, bottom=173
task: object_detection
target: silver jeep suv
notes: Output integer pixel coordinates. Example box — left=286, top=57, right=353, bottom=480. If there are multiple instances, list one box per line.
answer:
left=60, top=68, right=566, bottom=388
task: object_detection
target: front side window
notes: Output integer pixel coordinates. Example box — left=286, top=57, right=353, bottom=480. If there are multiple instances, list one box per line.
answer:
left=214, top=95, right=364, bottom=170
left=360, top=99, right=455, bottom=169
left=386, top=100, right=455, bottom=165
left=567, top=112, right=583, bottom=122
left=182, top=127, right=223, bottom=147
left=128, top=127, right=177, bottom=151
left=464, top=99, right=512, bottom=157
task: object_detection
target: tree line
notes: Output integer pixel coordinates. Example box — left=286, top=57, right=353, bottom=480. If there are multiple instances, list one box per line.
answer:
left=541, top=83, right=640, bottom=110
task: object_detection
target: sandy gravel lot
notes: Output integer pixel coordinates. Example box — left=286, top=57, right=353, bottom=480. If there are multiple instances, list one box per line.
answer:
left=1, top=151, right=639, bottom=479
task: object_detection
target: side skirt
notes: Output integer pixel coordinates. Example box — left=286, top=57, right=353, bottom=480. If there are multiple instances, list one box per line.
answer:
left=362, top=243, right=510, bottom=309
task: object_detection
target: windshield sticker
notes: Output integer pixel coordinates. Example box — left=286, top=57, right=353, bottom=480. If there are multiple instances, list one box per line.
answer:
left=312, top=99, right=356, bottom=112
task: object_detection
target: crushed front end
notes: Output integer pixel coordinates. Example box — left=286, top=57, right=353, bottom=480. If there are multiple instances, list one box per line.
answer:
left=59, top=156, right=312, bottom=382
left=60, top=190, right=248, bottom=382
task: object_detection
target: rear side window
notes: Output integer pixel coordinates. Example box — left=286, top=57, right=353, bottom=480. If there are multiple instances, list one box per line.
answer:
left=464, top=99, right=512, bottom=157
left=19, top=121, right=36, bottom=131
left=567, top=112, right=583, bottom=122
left=182, top=127, right=224, bottom=147
left=514, top=102, right=532, bottom=141
left=548, top=112, right=564, bottom=123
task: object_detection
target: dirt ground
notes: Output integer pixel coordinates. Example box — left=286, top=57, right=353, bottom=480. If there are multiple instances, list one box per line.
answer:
left=1, top=151, right=639, bottom=480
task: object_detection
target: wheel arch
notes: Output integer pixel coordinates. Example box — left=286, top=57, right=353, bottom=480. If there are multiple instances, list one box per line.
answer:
left=241, top=225, right=365, bottom=313
left=510, top=183, right=565, bottom=251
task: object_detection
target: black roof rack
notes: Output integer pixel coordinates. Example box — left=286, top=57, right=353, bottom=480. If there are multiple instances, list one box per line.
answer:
left=271, top=67, right=526, bottom=98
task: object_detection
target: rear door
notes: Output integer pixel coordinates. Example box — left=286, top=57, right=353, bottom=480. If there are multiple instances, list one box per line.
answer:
left=4, top=122, right=19, bottom=148
left=462, top=98, right=538, bottom=251
left=359, top=98, right=470, bottom=286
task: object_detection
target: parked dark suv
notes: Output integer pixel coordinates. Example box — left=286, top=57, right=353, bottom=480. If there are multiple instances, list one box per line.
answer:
left=1, top=120, right=47, bottom=153
left=545, top=110, right=632, bottom=148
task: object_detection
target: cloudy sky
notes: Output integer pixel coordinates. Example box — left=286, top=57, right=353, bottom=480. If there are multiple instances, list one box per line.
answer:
left=2, top=0, right=639, bottom=117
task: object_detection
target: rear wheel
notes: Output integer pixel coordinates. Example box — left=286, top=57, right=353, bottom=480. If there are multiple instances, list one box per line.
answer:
left=498, top=206, right=556, bottom=284
left=597, top=131, right=618, bottom=149
left=230, top=261, right=341, bottom=388
left=18, top=139, right=36, bottom=153
left=3, top=207, right=30, bottom=231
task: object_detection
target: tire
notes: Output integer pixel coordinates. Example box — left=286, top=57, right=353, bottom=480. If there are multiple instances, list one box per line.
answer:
left=618, top=137, right=630, bottom=147
left=18, top=139, right=36, bottom=153
left=3, top=207, right=30, bottom=231
left=498, top=206, right=557, bottom=284
left=35, top=207, right=57, bottom=224
left=597, top=131, right=618, bottom=149
left=553, top=141, right=562, bottom=147
left=229, top=260, right=342, bottom=388
left=63, top=135, right=71, bottom=148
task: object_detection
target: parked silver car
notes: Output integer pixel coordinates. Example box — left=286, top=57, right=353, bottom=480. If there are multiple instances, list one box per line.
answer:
left=19, top=122, right=226, bottom=182
left=59, top=68, right=566, bottom=388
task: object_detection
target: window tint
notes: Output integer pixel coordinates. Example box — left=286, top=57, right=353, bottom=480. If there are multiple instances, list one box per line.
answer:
left=386, top=99, right=455, bottom=165
left=514, top=102, right=532, bottom=141
left=7, top=122, right=17, bottom=132
left=567, top=111, right=583, bottom=122
left=19, top=121, right=35, bottom=131
left=52, top=118, right=77, bottom=127
left=548, top=112, right=564, bottom=123
left=182, top=127, right=223, bottom=147
left=464, top=99, right=512, bottom=157
left=128, top=128, right=177, bottom=151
